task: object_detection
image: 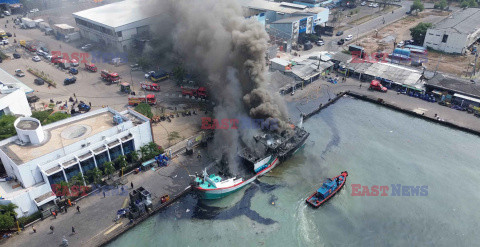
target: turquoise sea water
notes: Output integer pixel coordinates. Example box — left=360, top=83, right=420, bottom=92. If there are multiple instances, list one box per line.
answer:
left=108, top=97, right=480, bottom=247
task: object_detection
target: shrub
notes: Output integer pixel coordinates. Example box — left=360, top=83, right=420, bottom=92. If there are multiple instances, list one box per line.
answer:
left=17, top=211, right=42, bottom=226
left=134, top=103, right=153, bottom=118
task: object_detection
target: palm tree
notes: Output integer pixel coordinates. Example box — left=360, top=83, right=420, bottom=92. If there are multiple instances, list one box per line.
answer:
left=70, top=173, right=86, bottom=186
left=116, top=155, right=128, bottom=169
left=88, top=168, right=103, bottom=185
left=140, top=146, right=149, bottom=161
left=147, top=142, right=160, bottom=156
left=130, top=151, right=139, bottom=164
left=0, top=203, right=18, bottom=217
left=103, top=162, right=115, bottom=179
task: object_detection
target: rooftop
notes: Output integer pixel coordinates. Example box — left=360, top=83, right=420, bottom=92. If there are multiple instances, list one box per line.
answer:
left=73, top=0, right=159, bottom=29
left=431, top=8, right=480, bottom=34
left=347, top=61, right=423, bottom=88
left=239, top=0, right=326, bottom=14
left=426, top=73, right=480, bottom=99
left=1, top=111, right=117, bottom=164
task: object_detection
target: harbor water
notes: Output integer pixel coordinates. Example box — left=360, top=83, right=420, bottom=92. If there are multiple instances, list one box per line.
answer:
left=108, top=97, right=480, bottom=247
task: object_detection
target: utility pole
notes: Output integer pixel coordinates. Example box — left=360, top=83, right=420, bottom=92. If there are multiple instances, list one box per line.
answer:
left=473, top=51, right=478, bottom=77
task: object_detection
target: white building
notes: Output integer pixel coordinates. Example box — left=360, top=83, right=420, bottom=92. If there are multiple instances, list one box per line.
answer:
left=240, top=0, right=329, bottom=41
left=0, top=108, right=153, bottom=217
left=0, top=67, right=34, bottom=95
left=423, top=8, right=480, bottom=54
left=73, top=0, right=158, bottom=51
left=0, top=89, right=32, bottom=117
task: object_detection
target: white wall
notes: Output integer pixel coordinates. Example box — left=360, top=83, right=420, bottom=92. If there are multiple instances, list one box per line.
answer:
left=424, top=29, right=468, bottom=54
left=0, top=89, right=32, bottom=117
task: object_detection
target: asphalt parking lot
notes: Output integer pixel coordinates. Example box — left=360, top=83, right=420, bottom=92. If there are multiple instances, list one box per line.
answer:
left=0, top=15, right=188, bottom=112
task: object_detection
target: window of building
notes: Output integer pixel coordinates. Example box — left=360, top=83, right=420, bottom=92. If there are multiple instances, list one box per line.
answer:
left=64, top=164, right=81, bottom=181
left=109, top=145, right=123, bottom=162
left=95, top=152, right=109, bottom=170
left=136, top=25, right=150, bottom=36
left=80, top=158, right=96, bottom=174
left=442, top=34, right=448, bottom=43
left=117, top=31, right=122, bottom=37
left=47, top=172, right=65, bottom=187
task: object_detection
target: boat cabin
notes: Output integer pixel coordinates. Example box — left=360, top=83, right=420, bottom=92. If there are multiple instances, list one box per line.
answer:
left=316, top=178, right=339, bottom=200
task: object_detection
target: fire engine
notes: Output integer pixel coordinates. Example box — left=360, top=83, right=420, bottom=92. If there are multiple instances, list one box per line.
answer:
left=101, top=70, right=120, bottom=84
left=128, top=94, right=156, bottom=106
left=181, top=86, right=207, bottom=98
left=140, top=82, right=160, bottom=91
left=85, top=63, right=97, bottom=72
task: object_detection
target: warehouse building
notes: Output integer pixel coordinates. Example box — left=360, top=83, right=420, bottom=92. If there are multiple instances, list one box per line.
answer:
left=0, top=108, right=153, bottom=217
left=240, top=0, right=329, bottom=41
left=73, top=0, right=158, bottom=51
left=423, top=8, right=480, bottom=54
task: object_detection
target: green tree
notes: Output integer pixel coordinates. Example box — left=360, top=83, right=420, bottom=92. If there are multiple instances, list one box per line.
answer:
left=167, top=131, right=181, bottom=146
left=460, top=0, right=469, bottom=8
left=88, top=168, right=103, bottom=185
left=70, top=173, right=85, bottom=186
left=410, top=22, right=433, bottom=46
left=134, top=103, right=153, bottom=118
left=0, top=203, right=18, bottom=217
left=45, top=112, right=70, bottom=124
left=58, top=180, right=71, bottom=196
left=468, top=0, right=478, bottom=7
left=434, top=0, right=448, bottom=9
left=410, top=0, right=424, bottom=14
left=103, top=162, right=115, bottom=179
left=130, top=150, right=139, bottom=163
left=147, top=142, right=162, bottom=156
left=0, top=214, right=15, bottom=230
left=140, top=146, right=149, bottom=161
left=31, top=109, right=54, bottom=124
left=0, top=115, right=17, bottom=140
left=115, top=155, right=128, bottom=169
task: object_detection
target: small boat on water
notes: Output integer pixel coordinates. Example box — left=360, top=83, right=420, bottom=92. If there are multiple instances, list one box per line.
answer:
left=306, top=171, right=348, bottom=208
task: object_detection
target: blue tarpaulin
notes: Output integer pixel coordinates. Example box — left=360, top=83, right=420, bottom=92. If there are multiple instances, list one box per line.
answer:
left=0, top=0, right=20, bottom=4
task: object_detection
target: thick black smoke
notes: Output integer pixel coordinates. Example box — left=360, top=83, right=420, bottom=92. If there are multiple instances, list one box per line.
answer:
left=139, top=0, right=289, bottom=167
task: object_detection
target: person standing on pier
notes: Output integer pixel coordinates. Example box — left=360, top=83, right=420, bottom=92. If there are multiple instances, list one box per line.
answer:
left=72, top=226, right=75, bottom=235
left=76, top=205, right=80, bottom=213
left=131, top=182, right=134, bottom=189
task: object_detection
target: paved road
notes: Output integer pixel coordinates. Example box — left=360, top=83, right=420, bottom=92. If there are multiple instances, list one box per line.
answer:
left=1, top=147, right=212, bottom=247
left=306, top=0, right=447, bottom=54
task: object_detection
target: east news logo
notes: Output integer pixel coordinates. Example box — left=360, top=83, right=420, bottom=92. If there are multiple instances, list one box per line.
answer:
left=351, top=184, right=428, bottom=196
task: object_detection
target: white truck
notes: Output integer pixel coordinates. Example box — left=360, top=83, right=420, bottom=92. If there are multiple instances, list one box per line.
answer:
left=21, top=18, right=36, bottom=29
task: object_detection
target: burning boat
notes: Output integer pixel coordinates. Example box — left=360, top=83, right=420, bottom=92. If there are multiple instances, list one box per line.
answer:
left=194, top=125, right=309, bottom=199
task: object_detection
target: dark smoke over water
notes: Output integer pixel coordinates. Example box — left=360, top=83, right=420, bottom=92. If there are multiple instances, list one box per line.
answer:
left=140, top=0, right=289, bottom=167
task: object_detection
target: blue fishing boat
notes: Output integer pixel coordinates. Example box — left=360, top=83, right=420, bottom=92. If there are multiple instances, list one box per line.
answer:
left=306, top=171, right=348, bottom=208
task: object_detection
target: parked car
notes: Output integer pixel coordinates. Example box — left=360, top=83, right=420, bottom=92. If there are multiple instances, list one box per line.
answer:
left=64, top=76, right=77, bottom=85
left=130, top=64, right=141, bottom=71
left=5, top=32, right=12, bottom=37
left=369, top=3, right=374, bottom=7
left=32, top=56, right=41, bottom=62
left=39, top=47, right=49, bottom=53
left=69, top=67, right=78, bottom=75
left=316, top=40, right=325, bottom=46
left=37, top=50, right=47, bottom=57
left=373, top=3, right=379, bottom=7
left=34, top=78, right=45, bottom=85
left=337, top=39, right=345, bottom=45
left=396, top=41, right=404, bottom=47
left=1, top=39, right=8, bottom=45
left=13, top=53, right=21, bottom=59
left=361, top=1, right=366, bottom=6
left=27, top=95, right=40, bottom=103
left=304, top=41, right=313, bottom=50
left=336, top=30, right=344, bottom=36
left=15, top=69, right=25, bottom=77
left=345, top=34, right=353, bottom=41
left=81, top=44, right=94, bottom=51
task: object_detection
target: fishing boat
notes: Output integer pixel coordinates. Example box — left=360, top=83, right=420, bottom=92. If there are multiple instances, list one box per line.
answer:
left=306, top=171, right=348, bottom=208
left=194, top=124, right=309, bottom=199
left=193, top=155, right=278, bottom=199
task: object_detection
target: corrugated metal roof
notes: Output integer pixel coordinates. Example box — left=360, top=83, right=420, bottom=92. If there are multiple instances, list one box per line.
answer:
left=272, top=16, right=305, bottom=24
left=431, top=8, right=480, bottom=35
left=426, top=73, right=480, bottom=99
left=73, top=0, right=159, bottom=29
left=239, top=0, right=326, bottom=14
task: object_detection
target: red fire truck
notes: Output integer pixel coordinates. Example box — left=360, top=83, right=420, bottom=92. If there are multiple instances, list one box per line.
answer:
left=101, top=70, right=120, bottom=84
left=181, top=86, right=207, bottom=98
left=140, top=81, right=160, bottom=91
left=85, top=63, right=97, bottom=72
left=128, top=94, right=156, bottom=106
